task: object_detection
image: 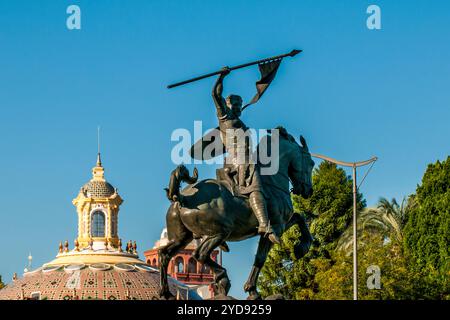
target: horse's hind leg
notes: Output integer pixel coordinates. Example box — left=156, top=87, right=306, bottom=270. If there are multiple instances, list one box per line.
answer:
left=159, top=218, right=193, bottom=299
left=159, top=235, right=192, bottom=299
left=244, top=235, right=273, bottom=300
left=193, top=234, right=231, bottom=296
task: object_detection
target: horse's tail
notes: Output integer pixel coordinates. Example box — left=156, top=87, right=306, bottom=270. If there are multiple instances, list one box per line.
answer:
left=288, top=213, right=314, bottom=259
left=165, top=165, right=198, bottom=202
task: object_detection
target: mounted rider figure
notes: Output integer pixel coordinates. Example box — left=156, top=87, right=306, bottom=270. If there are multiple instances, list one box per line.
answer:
left=212, top=66, right=280, bottom=245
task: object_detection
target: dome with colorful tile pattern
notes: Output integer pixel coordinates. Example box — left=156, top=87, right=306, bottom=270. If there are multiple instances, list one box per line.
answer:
left=0, top=260, right=196, bottom=300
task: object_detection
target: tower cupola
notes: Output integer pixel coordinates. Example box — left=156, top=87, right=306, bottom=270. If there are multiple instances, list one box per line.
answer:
left=72, top=153, right=123, bottom=249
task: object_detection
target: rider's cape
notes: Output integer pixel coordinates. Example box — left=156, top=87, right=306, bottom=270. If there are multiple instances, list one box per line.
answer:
left=189, top=127, right=225, bottom=160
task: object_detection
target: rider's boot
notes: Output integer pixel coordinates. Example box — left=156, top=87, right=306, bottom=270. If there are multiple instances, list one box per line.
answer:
left=249, top=191, right=281, bottom=245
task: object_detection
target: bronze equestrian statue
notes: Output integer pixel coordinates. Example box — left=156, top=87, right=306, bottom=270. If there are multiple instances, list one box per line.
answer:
left=159, top=70, right=315, bottom=299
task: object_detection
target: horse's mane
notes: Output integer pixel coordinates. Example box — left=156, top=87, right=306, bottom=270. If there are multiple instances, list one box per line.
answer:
left=275, top=126, right=299, bottom=147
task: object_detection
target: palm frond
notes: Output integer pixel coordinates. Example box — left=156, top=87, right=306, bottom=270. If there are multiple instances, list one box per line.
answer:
left=337, top=196, right=414, bottom=253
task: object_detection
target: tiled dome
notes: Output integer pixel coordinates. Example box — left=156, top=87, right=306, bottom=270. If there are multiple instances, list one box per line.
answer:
left=0, top=263, right=200, bottom=300
left=82, top=180, right=115, bottom=198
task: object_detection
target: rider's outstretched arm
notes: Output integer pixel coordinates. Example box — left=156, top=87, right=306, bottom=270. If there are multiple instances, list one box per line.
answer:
left=212, top=67, right=230, bottom=119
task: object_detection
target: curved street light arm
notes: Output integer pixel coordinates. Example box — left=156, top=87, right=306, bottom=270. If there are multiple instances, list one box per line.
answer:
left=311, top=153, right=378, bottom=168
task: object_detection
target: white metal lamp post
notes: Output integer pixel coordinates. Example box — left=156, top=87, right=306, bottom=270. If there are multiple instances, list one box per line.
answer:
left=311, top=153, right=377, bottom=300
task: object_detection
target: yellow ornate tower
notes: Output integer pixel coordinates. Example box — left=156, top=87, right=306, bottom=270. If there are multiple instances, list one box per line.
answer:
left=72, top=153, right=123, bottom=249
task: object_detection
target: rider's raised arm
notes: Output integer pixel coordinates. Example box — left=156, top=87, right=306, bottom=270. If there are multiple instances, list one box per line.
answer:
left=212, top=67, right=230, bottom=119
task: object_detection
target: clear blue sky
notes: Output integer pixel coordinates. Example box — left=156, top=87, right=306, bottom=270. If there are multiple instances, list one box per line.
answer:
left=0, top=1, right=449, bottom=298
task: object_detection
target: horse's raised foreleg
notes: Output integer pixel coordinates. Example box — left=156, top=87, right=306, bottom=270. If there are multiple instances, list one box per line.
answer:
left=285, top=213, right=313, bottom=259
left=244, top=235, right=273, bottom=300
left=193, top=234, right=231, bottom=296
left=159, top=234, right=193, bottom=299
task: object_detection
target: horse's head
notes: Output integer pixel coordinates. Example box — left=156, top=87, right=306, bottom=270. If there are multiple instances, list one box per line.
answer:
left=288, top=135, right=314, bottom=198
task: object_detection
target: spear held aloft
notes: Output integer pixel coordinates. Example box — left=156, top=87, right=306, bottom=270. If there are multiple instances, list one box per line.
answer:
left=167, top=49, right=302, bottom=89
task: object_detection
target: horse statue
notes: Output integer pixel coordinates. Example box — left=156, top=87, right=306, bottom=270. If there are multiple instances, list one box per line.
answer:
left=159, top=129, right=315, bottom=299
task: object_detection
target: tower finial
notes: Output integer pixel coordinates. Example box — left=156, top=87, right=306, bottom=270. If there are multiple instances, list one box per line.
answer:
left=96, top=153, right=102, bottom=167
left=97, top=126, right=102, bottom=167
left=92, top=126, right=105, bottom=180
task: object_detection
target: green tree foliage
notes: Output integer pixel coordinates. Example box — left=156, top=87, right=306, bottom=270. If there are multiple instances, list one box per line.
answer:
left=404, top=157, right=450, bottom=292
left=258, top=161, right=365, bottom=299
left=295, top=161, right=366, bottom=254
left=0, top=275, right=4, bottom=290
left=313, top=234, right=444, bottom=300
